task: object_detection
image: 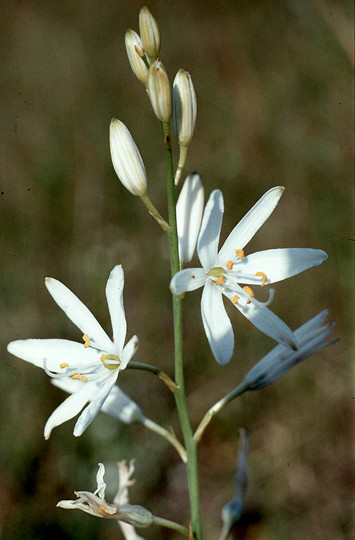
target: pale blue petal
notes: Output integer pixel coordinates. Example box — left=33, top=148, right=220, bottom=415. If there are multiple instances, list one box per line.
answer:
left=197, top=190, right=224, bottom=270
left=73, top=375, right=117, bottom=437
left=235, top=248, right=328, bottom=285
left=44, top=381, right=96, bottom=439
left=7, top=338, right=101, bottom=372
left=218, top=186, right=284, bottom=263
left=201, top=280, right=234, bottom=365
left=170, top=268, right=206, bottom=295
left=45, top=277, right=113, bottom=352
left=105, top=265, right=127, bottom=353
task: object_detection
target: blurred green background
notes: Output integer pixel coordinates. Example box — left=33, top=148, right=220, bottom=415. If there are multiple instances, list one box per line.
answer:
left=0, top=0, right=353, bottom=538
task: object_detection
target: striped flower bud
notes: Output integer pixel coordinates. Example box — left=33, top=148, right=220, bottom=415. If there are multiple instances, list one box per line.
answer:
left=125, top=29, right=149, bottom=84
left=173, top=69, right=197, bottom=184
left=173, top=69, right=197, bottom=146
left=177, top=173, right=204, bottom=266
left=109, top=118, right=147, bottom=195
left=147, top=60, right=172, bottom=122
left=139, top=6, right=161, bottom=59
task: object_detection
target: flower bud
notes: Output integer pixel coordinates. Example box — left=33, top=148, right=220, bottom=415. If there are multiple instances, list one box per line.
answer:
left=177, top=173, right=204, bottom=266
left=242, top=310, right=337, bottom=390
left=147, top=60, right=172, bottom=123
left=125, top=29, right=149, bottom=84
left=173, top=69, right=197, bottom=147
left=139, top=6, right=161, bottom=58
left=109, top=118, right=147, bottom=195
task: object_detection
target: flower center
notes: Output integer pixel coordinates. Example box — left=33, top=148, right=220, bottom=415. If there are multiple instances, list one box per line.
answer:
left=207, top=266, right=225, bottom=279
left=100, top=353, right=121, bottom=371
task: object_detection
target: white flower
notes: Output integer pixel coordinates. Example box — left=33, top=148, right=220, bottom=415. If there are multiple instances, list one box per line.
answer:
left=170, top=187, right=327, bottom=365
left=7, top=265, right=139, bottom=438
left=176, top=173, right=204, bottom=266
left=242, top=309, right=336, bottom=390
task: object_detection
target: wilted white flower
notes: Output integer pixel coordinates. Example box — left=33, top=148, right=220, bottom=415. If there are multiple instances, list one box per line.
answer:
left=7, top=265, right=138, bottom=438
left=177, top=173, right=204, bottom=266
left=125, top=30, right=149, bottom=85
left=147, top=60, right=172, bottom=123
left=170, top=187, right=327, bottom=365
left=110, top=119, right=147, bottom=195
left=139, top=6, right=161, bottom=58
left=57, top=462, right=151, bottom=536
left=242, top=309, right=336, bottom=390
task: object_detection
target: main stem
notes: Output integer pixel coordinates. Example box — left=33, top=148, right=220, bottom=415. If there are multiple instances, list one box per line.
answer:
left=163, top=122, right=203, bottom=539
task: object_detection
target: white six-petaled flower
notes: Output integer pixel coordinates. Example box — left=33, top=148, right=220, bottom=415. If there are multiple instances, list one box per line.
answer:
left=170, top=187, right=327, bottom=365
left=7, top=265, right=138, bottom=438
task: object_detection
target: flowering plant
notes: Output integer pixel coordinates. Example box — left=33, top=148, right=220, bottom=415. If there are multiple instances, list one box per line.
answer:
left=7, top=6, right=336, bottom=539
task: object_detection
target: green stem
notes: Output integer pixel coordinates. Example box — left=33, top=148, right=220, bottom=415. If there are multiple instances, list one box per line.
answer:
left=152, top=515, right=189, bottom=536
left=140, top=192, right=171, bottom=231
left=127, top=361, right=178, bottom=392
left=163, top=121, right=203, bottom=539
left=141, top=416, right=187, bottom=463
left=193, top=381, right=249, bottom=443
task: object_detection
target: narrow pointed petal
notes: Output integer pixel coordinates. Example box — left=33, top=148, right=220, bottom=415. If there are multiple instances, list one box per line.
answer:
left=45, top=278, right=113, bottom=352
left=44, top=382, right=96, bottom=439
left=235, top=248, right=328, bottom=285
left=120, top=335, right=139, bottom=370
left=201, top=281, right=234, bottom=365
left=176, top=173, right=204, bottom=265
left=170, top=268, right=206, bottom=295
left=197, top=190, right=224, bottom=270
left=106, top=265, right=127, bottom=353
left=218, top=186, right=284, bottom=262
left=73, top=376, right=117, bottom=437
left=7, top=339, right=101, bottom=372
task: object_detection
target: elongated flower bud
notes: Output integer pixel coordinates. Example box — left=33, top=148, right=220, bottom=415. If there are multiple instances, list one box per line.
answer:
left=177, top=173, right=204, bottom=266
left=109, top=119, right=147, bottom=196
left=125, top=29, right=149, bottom=84
left=173, top=69, right=197, bottom=146
left=139, top=6, right=161, bottom=59
left=147, top=60, right=172, bottom=122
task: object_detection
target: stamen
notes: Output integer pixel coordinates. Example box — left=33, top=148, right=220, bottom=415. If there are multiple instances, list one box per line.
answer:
left=242, top=286, right=254, bottom=304
left=216, top=276, right=225, bottom=285
left=226, top=260, right=233, bottom=270
left=80, top=375, right=88, bottom=383
left=71, top=373, right=80, bottom=380
left=60, top=362, right=69, bottom=369
left=235, top=249, right=244, bottom=260
left=255, top=271, right=267, bottom=286
left=232, top=295, right=239, bottom=305
left=82, top=334, right=90, bottom=348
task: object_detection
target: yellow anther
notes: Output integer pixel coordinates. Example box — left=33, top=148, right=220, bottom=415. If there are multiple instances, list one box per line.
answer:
left=232, top=295, right=239, bottom=305
left=235, top=249, right=244, bottom=260
left=82, top=334, right=90, bottom=348
left=71, top=372, right=80, bottom=380
left=242, top=286, right=254, bottom=304
left=216, top=276, right=225, bottom=285
left=80, top=375, right=88, bottom=383
left=100, top=354, right=107, bottom=363
left=226, top=260, right=233, bottom=270
left=255, top=271, right=267, bottom=286
left=60, top=362, right=69, bottom=369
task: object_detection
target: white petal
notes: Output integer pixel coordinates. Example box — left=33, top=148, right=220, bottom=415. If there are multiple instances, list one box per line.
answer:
left=73, top=375, right=117, bottom=437
left=7, top=339, right=101, bottom=372
left=227, top=296, right=297, bottom=350
left=120, top=335, right=139, bottom=370
left=197, top=190, right=224, bottom=270
left=177, top=173, right=204, bottom=265
left=44, top=381, right=96, bottom=439
left=170, top=268, right=206, bottom=295
left=95, top=463, right=106, bottom=499
left=235, top=248, right=328, bottom=285
left=45, top=277, right=113, bottom=352
left=105, top=265, right=127, bottom=353
left=218, top=186, right=284, bottom=262
left=201, top=281, right=234, bottom=365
